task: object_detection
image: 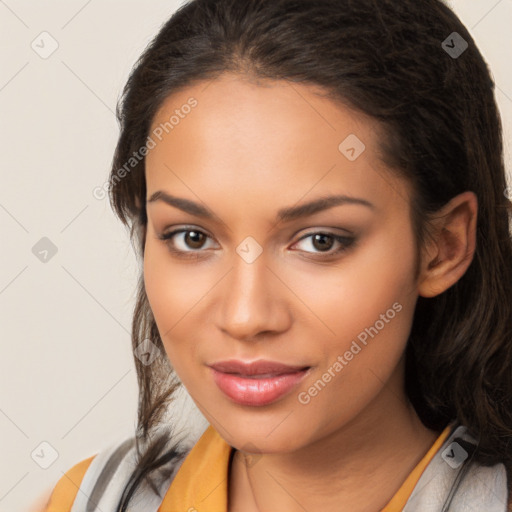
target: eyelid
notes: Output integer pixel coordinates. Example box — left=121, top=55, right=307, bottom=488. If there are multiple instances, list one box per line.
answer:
left=291, top=230, right=355, bottom=255
left=157, top=225, right=356, bottom=258
left=157, top=226, right=219, bottom=252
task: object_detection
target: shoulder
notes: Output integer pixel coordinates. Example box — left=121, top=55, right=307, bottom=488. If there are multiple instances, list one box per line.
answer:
left=462, top=461, right=509, bottom=507
left=43, top=455, right=96, bottom=512
left=43, top=432, right=192, bottom=512
left=42, top=435, right=136, bottom=512
left=448, top=427, right=510, bottom=511
left=405, top=424, right=511, bottom=511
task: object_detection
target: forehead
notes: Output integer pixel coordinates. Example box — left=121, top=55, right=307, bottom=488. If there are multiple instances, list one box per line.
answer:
left=145, top=73, right=411, bottom=215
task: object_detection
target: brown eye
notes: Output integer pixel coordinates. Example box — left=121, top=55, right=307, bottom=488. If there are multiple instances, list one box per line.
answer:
left=158, top=227, right=216, bottom=255
left=293, top=231, right=355, bottom=257
left=183, top=230, right=207, bottom=249
left=311, top=233, right=335, bottom=252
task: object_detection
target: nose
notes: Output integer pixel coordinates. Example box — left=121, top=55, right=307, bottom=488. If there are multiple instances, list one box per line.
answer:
left=215, top=250, right=291, bottom=343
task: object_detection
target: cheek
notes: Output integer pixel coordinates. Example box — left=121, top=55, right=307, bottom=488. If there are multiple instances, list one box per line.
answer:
left=295, top=221, right=417, bottom=343
left=143, top=236, right=207, bottom=325
left=143, top=242, right=198, bottom=367
left=292, top=233, right=418, bottom=430
left=144, top=244, right=174, bottom=326
left=295, top=221, right=418, bottom=407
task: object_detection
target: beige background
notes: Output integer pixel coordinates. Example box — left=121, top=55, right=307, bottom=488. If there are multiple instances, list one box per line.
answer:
left=0, top=1, right=511, bottom=511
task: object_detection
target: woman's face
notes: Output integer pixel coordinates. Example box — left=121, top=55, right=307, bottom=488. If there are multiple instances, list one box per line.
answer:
left=144, top=72, right=420, bottom=452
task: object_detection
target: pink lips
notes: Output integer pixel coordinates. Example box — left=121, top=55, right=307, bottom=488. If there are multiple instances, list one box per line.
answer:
left=208, top=359, right=311, bottom=406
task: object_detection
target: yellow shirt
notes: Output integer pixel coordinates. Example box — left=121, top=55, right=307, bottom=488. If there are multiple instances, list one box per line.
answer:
left=45, top=424, right=451, bottom=512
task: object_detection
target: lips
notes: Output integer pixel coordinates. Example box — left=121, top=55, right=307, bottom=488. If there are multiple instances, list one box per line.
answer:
left=208, top=359, right=311, bottom=406
left=208, top=359, right=310, bottom=376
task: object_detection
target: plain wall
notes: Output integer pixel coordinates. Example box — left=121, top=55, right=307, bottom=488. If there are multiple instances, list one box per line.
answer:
left=0, top=1, right=511, bottom=511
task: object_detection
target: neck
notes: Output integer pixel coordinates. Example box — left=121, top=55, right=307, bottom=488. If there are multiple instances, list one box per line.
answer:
left=228, top=368, right=440, bottom=512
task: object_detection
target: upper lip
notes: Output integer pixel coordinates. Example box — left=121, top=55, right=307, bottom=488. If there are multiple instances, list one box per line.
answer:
left=208, top=359, right=310, bottom=376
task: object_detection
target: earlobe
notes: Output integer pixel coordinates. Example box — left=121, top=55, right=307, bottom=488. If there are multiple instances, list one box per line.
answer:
left=417, top=191, right=478, bottom=298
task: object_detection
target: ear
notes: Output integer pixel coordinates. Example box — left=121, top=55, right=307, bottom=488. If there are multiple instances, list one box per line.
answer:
left=417, top=191, right=478, bottom=298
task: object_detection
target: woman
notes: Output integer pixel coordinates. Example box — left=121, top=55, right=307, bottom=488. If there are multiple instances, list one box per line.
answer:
left=43, top=0, right=512, bottom=510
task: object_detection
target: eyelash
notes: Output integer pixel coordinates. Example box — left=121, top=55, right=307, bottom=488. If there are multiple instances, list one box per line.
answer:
left=156, top=226, right=356, bottom=260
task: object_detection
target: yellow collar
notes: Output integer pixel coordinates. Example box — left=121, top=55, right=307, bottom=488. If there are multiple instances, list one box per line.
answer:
left=158, top=423, right=451, bottom=512
left=159, top=424, right=232, bottom=512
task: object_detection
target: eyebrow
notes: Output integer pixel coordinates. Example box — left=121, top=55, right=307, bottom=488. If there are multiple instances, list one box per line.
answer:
left=147, top=191, right=374, bottom=223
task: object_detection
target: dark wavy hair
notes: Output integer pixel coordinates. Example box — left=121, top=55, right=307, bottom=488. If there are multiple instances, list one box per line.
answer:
left=105, top=0, right=512, bottom=509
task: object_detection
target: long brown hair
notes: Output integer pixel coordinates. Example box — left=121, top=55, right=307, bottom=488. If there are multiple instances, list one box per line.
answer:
left=106, top=0, right=512, bottom=509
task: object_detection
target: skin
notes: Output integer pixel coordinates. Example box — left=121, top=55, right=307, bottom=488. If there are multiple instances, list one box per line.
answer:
left=143, top=72, right=477, bottom=512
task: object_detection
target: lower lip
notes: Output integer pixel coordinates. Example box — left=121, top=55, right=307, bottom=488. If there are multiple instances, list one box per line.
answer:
left=209, top=367, right=310, bottom=406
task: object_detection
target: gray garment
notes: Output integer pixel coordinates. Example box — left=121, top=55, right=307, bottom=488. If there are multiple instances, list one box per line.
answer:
left=402, top=425, right=509, bottom=511
left=71, top=424, right=509, bottom=511
left=70, top=436, right=189, bottom=512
